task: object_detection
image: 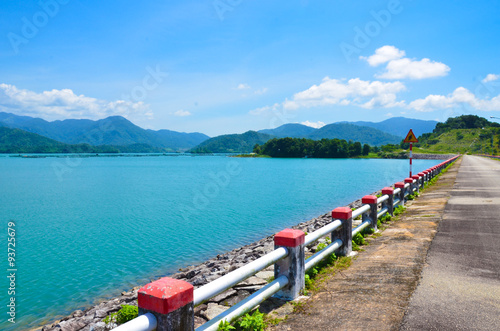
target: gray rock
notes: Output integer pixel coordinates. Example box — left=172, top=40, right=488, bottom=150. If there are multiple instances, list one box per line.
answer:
left=58, top=319, right=87, bottom=331
left=209, top=289, right=237, bottom=303
left=94, top=309, right=108, bottom=319
left=201, top=303, right=229, bottom=320
left=222, top=290, right=250, bottom=307
left=72, top=310, right=84, bottom=318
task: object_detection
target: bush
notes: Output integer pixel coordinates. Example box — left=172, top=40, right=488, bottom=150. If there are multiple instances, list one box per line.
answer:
left=116, top=305, right=138, bottom=324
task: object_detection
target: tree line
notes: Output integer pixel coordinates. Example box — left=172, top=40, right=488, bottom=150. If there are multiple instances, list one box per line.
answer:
left=253, top=137, right=371, bottom=158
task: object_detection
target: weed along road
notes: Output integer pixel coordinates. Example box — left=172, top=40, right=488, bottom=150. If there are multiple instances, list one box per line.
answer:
left=401, top=155, right=500, bottom=330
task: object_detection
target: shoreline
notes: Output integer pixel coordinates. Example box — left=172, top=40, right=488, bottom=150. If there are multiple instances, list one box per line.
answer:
left=37, top=191, right=377, bottom=331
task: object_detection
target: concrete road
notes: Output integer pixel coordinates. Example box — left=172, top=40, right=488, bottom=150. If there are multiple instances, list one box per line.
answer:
left=401, top=155, right=500, bottom=330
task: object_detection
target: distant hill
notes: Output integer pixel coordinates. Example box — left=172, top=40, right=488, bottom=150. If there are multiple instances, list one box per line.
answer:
left=0, top=126, right=166, bottom=153
left=306, top=123, right=401, bottom=146
left=191, top=131, right=275, bottom=153
left=344, top=117, right=438, bottom=138
left=0, top=112, right=209, bottom=151
left=259, top=123, right=316, bottom=138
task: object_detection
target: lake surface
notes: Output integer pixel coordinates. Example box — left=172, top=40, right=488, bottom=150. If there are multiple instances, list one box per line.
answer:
left=0, top=155, right=443, bottom=330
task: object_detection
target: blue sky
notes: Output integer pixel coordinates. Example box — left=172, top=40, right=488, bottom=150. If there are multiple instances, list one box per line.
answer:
left=1, top=0, right=499, bottom=136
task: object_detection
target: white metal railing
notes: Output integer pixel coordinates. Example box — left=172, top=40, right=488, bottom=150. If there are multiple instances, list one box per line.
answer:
left=114, top=155, right=459, bottom=331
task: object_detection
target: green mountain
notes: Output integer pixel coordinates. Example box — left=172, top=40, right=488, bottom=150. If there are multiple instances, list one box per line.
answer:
left=191, top=131, right=275, bottom=153
left=0, top=126, right=166, bottom=153
left=307, top=123, right=401, bottom=146
left=348, top=117, right=438, bottom=138
left=259, top=123, right=316, bottom=138
left=0, top=112, right=209, bottom=151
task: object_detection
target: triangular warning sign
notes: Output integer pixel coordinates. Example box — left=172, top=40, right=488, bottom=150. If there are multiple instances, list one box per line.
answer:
left=404, top=129, right=419, bottom=143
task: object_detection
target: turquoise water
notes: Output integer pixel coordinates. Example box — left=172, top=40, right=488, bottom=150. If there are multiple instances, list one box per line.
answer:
left=0, top=155, right=442, bottom=330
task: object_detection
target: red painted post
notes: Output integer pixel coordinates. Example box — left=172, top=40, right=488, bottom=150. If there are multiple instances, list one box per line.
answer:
left=331, top=207, right=353, bottom=256
left=395, top=182, right=405, bottom=206
left=362, top=195, right=378, bottom=232
left=382, top=187, right=394, bottom=216
left=274, top=229, right=305, bottom=300
left=405, top=177, right=414, bottom=196
left=138, top=277, right=194, bottom=331
left=412, top=175, right=421, bottom=193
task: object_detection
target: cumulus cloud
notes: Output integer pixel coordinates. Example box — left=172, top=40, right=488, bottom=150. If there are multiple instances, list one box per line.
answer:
left=173, top=110, right=191, bottom=117
left=408, top=87, right=500, bottom=112
left=361, top=46, right=450, bottom=80
left=236, top=83, right=251, bottom=90
left=284, top=77, right=406, bottom=110
left=0, top=83, right=153, bottom=120
left=482, top=74, right=499, bottom=83
left=248, top=103, right=280, bottom=116
left=301, top=120, right=325, bottom=129
left=360, top=45, right=405, bottom=66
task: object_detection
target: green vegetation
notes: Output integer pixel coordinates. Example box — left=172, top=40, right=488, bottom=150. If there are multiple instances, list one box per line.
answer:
left=398, top=115, right=500, bottom=155
left=254, top=137, right=371, bottom=158
left=103, top=305, right=138, bottom=325
left=0, top=127, right=167, bottom=153
left=217, top=310, right=265, bottom=331
left=191, top=131, right=274, bottom=153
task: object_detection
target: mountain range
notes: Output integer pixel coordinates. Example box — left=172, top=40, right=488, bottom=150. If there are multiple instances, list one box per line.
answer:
left=0, top=112, right=438, bottom=153
left=0, top=112, right=209, bottom=152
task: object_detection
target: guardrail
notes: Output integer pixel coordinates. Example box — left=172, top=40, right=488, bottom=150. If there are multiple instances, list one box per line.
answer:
left=114, top=155, right=459, bottom=331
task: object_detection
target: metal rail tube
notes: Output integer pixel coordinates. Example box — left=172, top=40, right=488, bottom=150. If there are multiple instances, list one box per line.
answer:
left=196, top=275, right=289, bottom=331
left=352, top=220, right=370, bottom=236
left=193, top=247, right=288, bottom=306
left=113, top=312, right=157, bottom=331
left=393, top=198, right=401, bottom=206
left=304, top=239, right=343, bottom=271
left=377, top=195, right=389, bottom=203
left=304, top=220, right=342, bottom=246
left=352, top=204, right=370, bottom=220
left=394, top=188, right=401, bottom=195
left=377, top=207, right=389, bottom=219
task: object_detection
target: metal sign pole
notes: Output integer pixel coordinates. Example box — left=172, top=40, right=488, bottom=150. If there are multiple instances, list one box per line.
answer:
left=410, top=142, right=413, bottom=177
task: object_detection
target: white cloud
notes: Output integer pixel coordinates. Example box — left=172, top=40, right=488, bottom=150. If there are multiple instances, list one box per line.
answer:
left=248, top=103, right=280, bottom=116
left=173, top=110, right=191, bottom=117
left=408, top=87, right=500, bottom=112
left=361, top=46, right=450, bottom=80
left=385, top=112, right=393, bottom=117
left=378, top=57, right=450, bottom=80
left=284, top=77, right=406, bottom=110
left=360, top=45, right=405, bottom=66
left=0, top=83, right=153, bottom=120
left=301, top=120, right=325, bottom=129
left=236, top=83, right=251, bottom=90
left=254, top=87, right=268, bottom=95
left=482, top=74, right=499, bottom=83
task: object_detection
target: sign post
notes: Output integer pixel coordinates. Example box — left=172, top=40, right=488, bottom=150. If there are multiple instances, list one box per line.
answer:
left=404, top=129, right=419, bottom=177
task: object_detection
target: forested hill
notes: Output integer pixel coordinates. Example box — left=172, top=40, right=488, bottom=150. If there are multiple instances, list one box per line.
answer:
left=254, top=137, right=370, bottom=158
left=410, top=115, right=500, bottom=155
left=0, top=126, right=165, bottom=153
left=191, top=131, right=274, bottom=153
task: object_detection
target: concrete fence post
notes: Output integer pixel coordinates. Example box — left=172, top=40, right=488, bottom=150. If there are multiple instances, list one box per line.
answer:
left=331, top=207, right=353, bottom=256
left=418, top=172, right=426, bottom=189
left=395, top=182, right=405, bottom=207
left=412, top=175, right=421, bottom=193
left=362, top=195, right=378, bottom=232
left=274, top=229, right=305, bottom=301
left=138, top=277, right=194, bottom=331
left=405, top=178, right=414, bottom=195
left=382, top=187, right=394, bottom=216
